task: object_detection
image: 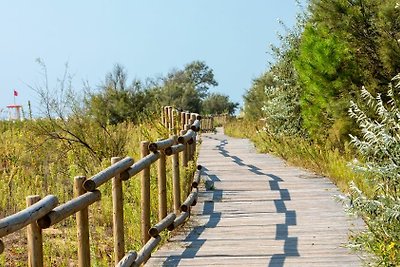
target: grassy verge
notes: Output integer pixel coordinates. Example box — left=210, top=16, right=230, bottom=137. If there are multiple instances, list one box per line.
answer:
left=224, top=119, right=371, bottom=195
left=0, top=118, right=195, bottom=266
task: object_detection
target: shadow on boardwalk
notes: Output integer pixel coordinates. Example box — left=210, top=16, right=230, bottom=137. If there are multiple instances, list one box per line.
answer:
left=160, top=136, right=299, bottom=267
left=214, top=137, right=300, bottom=266
left=146, top=130, right=361, bottom=267
left=161, top=186, right=222, bottom=266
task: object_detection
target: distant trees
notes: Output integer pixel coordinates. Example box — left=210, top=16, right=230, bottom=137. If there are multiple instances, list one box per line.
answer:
left=202, top=93, right=238, bottom=115
left=84, top=61, right=233, bottom=124
left=85, top=64, right=157, bottom=125
left=158, top=61, right=219, bottom=112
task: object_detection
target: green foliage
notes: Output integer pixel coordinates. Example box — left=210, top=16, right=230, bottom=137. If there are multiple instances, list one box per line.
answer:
left=158, top=82, right=202, bottom=113
left=86, top=61, right=220, bottom=118
left=182, top=60, right=218, bottom=98
left=244, top=4, right=305, bottom=135
left=158, top=60, right=218, bottom=112
left=308, top=0, right=400, bottom=90
left=261, top=67, right=302, bottom=136
left=346, top=75, right=400, bottom=266
left=201, top=93, right=238, bottom=115
left=295, top=23, right=356, bottom=141
left=85, top=64, right=159, bottom=125
left=243, top=76, right=268, bottom=120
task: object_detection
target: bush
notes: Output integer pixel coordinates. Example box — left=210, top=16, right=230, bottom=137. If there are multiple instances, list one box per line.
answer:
left=346, top=74, right=400, bottom=266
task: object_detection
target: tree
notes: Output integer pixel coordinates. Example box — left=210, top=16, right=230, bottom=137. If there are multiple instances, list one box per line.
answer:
left=295, top=23, right=358, bottom=141
left=183, top=60, right=218, bottom=98
left=202, top=93, right=238, bottom=115
left=243, top=75, right=268, bottom=120
left=308, top=0, right=400, bottom=92
left=158, top=81, right=202, bottom=113
left=158, top=60, right=218, bottom=112
left=85, top=64, right=158, bottom=124
left=244, top=6, right=305, bottom=136
left=29, top=61, right=129, bottom=173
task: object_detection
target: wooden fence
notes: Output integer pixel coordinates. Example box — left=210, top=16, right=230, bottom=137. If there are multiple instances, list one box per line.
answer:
left=160, top=106, right=218, bottom=134
left=0, top=106, right=203, bottom=267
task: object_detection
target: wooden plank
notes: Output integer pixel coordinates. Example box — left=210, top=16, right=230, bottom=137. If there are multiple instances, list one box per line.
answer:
left=146, top=128, right=362, bottom=266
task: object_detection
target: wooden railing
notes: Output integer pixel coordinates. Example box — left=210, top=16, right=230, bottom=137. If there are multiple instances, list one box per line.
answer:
left=0, top=106, right=203, bottom=267
left=197, top=114, right=229, bottom=133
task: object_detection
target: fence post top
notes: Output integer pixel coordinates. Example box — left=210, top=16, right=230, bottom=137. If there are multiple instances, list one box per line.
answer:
left=141, top=141, right=150, bottom=146
left=111, top=156, right=123, bottom=162
left=26, top=195, right=41, bottom=201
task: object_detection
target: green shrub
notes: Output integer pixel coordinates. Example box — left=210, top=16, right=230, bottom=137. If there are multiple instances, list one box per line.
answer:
left=346, top=75, right=400, bottom=266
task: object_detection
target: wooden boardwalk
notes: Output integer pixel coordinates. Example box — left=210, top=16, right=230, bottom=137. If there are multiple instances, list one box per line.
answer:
left=146, top=129, right=362, bottom=266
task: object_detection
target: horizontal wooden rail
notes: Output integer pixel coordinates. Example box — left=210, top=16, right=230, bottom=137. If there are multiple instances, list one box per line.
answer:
left=116, top=251, right=138, bottom=267
left=181, top=189, right=199, bottom=212
left=148, top=138, right=174, bottom=152
left=37, top=190, right=101, bottom=229
left=121, top=152, right=161, bottom=180
left=83, top=157, right=134, bottom=191
left=190, top=120, right=201, bottom=132
left=192, top=165, right=203, bottom=188
left=167, top=212, right=190, bottom=231
left=165, top=144, right=185, bottom=156
left=148, top=213, right=176, bottom=237
left=0, top=195, right=58, bottom=238
left=133, top=236, right=162, bottom=267
left=178, top=129, right=195, bottom=144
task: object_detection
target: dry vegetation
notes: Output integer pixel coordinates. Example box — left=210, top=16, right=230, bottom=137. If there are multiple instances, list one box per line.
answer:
left=0, top=117, right=196, bottom=266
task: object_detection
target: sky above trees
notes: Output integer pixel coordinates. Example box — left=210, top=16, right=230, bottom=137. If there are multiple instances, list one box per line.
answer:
left=0, top=0, right=303, bottom=117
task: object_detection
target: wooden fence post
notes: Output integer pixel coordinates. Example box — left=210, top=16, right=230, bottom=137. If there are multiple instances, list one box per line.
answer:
left=180, top=112, right=186, bottom=132
left=161, top=108, right=165, bottom=127
left=74, top=176, right=91, bottom=267
left=185, top=112, right=190, bottom=125
left=168, top=106, right=173, bottom=131
left=141, top=141, right=151, bottom=244
left=192, top=132, right=197, bottom=159
left=175, top=110, right=181, bottom=135
left=26, top=195, right=43, bottom=267
left=185, top=124, right=193, bottom=161
left=190, top=114, right=196, bottom=160
left=111, top=157, right=125, bottom=264
left=180, top=129, right=188, bottom=167
left=164, top=106, right=169, bottom=128
left=171, top=135, right=181, bottom=214
left=171, top=108, right=175, bottom=133
left=157, top=142, right=167, bottom=220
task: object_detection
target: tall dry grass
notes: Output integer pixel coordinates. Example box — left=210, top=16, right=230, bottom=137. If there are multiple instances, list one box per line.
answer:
left=0, top=116, right=195, bottom=266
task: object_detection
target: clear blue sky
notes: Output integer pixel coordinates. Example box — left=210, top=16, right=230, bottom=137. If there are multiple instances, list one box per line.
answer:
left=0, top=1, right=304, bottom=117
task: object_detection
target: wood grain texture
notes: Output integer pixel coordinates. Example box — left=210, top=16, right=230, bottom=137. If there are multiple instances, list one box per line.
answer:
left=146, top=128, right=363, bottom=266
